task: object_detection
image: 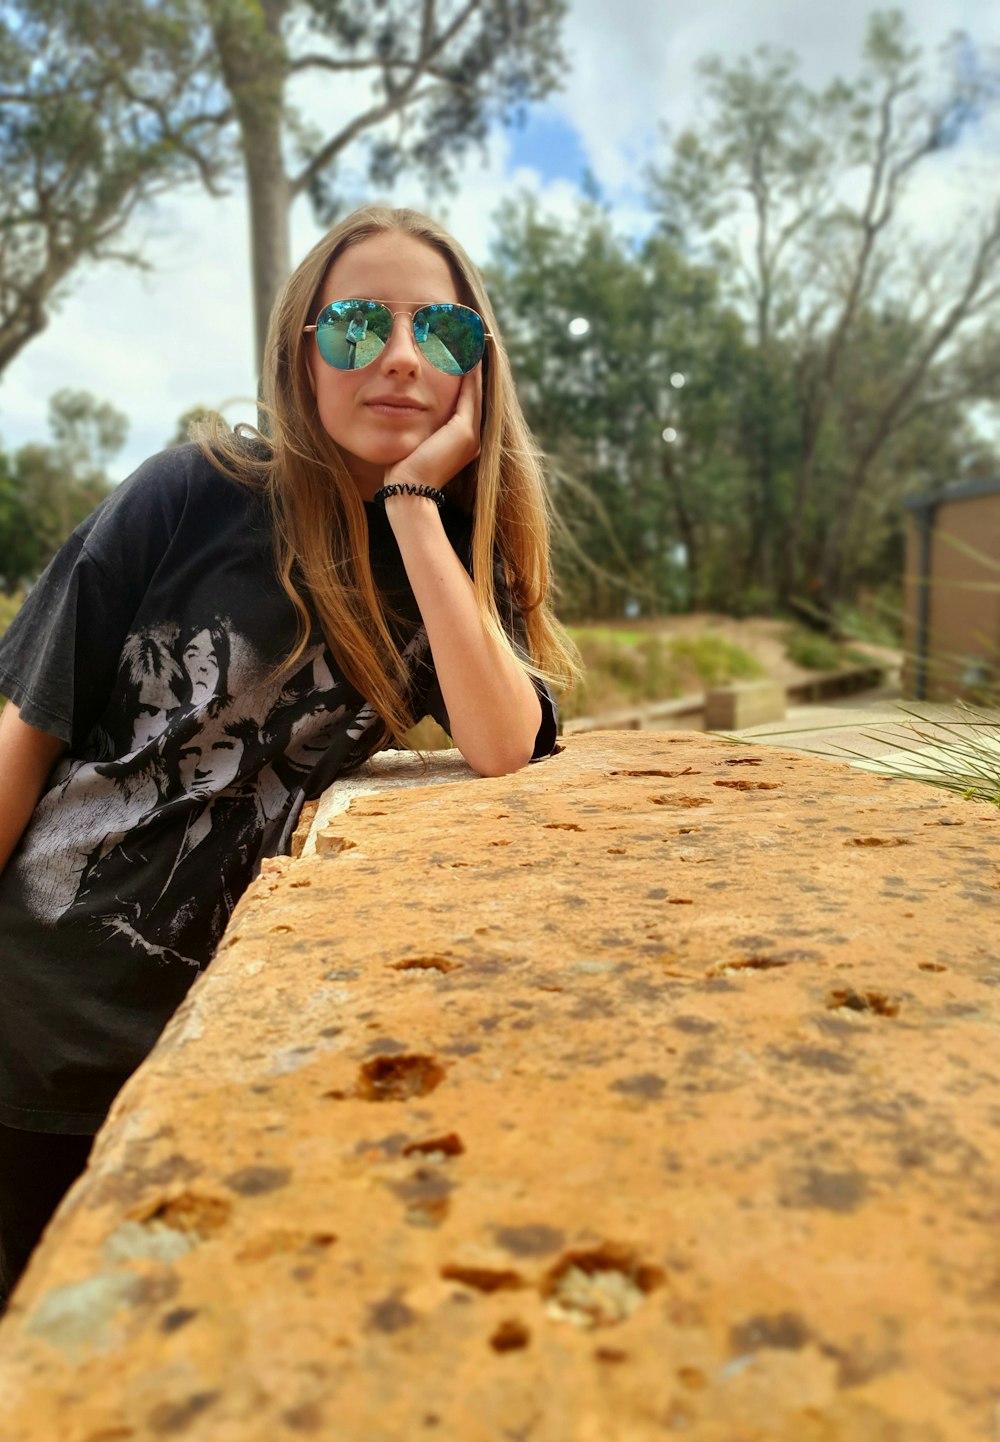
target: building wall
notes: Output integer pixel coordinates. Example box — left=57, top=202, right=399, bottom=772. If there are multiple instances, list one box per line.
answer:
left=903, top=491, right=1000, bottom=700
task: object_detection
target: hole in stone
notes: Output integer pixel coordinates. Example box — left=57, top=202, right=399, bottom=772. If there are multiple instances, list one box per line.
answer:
left=595, top=1347, right=629, bottom=1363
left=269, top=925, right=293, bottom=934
left=357, top=1054, right=446, bottom=1102
left=403, top=1133, right=465, bottom=1159
left=160, top=1307, right=199, bottom=1335
left=706, top=956, right=788, bottom=977
left=542, top=1244, right=664, bottom=1328
left=677, top=1365, right=708, bottom=1389
left=845, top=836, right=911, bottom=847
left=544, top=822, right=583, bottom=831
left=440, top=1265, right=524, bottom=1293
left=392, top=956, right=461, bottom=974
left=723, top=758, right=763, bottom=767
left=130, top=1192, right=231, bottom=1236
left=652, top=795, right=713, bottom=808
left=918, top=962, right=947, bottom=972
left=491, top=1319, right=531, bottom=1352
left=713, top=779, right=782, bottom=791
left=406, top=1196, right=450, bottom=1227
left=610, top=768, right=699, bottom=778
left=289, top=878, right=313, bottom=887
left=827, top=988, right=900, bottom=1017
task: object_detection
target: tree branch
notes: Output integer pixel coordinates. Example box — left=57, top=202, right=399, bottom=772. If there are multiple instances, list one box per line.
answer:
left=289, top=0, right=481, bottom=199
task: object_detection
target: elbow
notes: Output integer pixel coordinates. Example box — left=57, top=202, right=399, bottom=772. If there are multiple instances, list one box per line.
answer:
left=460, top=734, right=536, bottom=779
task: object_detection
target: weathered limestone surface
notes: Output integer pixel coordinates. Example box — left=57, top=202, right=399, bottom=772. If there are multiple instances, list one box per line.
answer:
left=0, top=732, right=998, bottom=1442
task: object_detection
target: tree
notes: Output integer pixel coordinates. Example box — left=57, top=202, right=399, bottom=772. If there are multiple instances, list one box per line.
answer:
left=647, top=8, right=1000, bottom=607
left=0, top=389, right=127, bottom=590
left=485, top=196, right=755, bottom=616
left=6, top=0, right=568, bottom=375
left=0, top=2, right=231, bottom=374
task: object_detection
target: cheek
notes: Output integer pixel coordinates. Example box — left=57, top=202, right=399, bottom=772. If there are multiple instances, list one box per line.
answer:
left=313, top=372, right=359, bottom=442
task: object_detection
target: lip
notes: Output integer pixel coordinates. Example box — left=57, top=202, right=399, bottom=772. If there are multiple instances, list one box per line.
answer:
left=364, top=395, right=427, bottom=414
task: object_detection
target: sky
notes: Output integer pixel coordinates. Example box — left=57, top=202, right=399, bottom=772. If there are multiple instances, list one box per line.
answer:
left=2, top=0, right=998, bottom=477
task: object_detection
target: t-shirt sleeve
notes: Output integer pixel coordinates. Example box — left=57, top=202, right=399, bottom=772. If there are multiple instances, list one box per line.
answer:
left=419, top=549, right=558, bottom=762
left=0, top=534, right=127, bottom=746
left=0, top=450, right=189, bottom=748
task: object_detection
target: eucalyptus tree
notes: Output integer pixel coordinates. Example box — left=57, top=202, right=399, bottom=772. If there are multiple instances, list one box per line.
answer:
left=2, top=0, right=567, bottom=373
left=0, top=2, right=229, bottom=373
left=648, top=7, right=1000, bottom=605
left=485, top=195, right=754, bottom=616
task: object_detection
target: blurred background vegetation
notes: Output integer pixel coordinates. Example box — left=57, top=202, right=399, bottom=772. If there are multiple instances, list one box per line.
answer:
left=1, top=3, right=998, bottom=713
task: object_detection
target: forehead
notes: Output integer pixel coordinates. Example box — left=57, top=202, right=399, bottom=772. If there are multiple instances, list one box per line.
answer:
left=320, top=231, right=459, bottom=306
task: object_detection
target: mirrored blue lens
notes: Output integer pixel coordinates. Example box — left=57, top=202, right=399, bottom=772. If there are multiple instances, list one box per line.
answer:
left=314, top=300, right=485, bottom=374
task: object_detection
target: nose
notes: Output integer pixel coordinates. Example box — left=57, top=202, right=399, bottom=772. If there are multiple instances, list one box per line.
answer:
left=378, top=313, right=422, bottom=376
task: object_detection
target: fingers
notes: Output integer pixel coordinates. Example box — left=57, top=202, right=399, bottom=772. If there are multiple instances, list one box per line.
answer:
left=455, top=370, right=482, bottom=458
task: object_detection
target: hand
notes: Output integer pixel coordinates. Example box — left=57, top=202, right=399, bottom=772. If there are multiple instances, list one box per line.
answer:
left=383, top=367, right=482, bottom=492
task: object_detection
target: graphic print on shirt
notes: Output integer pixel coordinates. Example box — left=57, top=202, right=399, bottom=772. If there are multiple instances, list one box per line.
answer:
left=9, top=614, right=408, bottom=968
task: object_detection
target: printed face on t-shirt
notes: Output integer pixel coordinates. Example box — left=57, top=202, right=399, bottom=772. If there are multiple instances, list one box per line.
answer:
left=133, top=673, right=180, bottom=750
left=177, top=727, right=245, bottom=797
left=182, top=628, right=221, bottom=705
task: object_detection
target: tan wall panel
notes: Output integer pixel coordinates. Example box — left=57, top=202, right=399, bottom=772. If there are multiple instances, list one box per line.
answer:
left=903, top=493, right=1000, bottom=700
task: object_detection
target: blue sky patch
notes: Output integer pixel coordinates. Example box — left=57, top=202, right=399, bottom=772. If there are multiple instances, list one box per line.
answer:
left=506, top=110, right=591, bottom=184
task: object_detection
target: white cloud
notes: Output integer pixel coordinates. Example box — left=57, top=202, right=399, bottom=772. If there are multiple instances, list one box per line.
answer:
left=1, top=0, right=996, bottom=475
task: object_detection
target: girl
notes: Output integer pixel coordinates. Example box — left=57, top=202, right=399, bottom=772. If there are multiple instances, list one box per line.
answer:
left=0, top=206, right=575, bottom=1306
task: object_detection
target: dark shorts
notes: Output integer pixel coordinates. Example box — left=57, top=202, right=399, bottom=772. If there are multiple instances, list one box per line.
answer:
left=0, top=1123, right=93, bottom=1312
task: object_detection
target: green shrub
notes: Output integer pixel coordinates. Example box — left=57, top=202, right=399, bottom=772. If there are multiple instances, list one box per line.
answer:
left=784, top=628, right=843, bottom=671
left=0, top=591, right=23, bottom=640
left=668, top=634, right=764, bottom=687
left=562, top=626, right=764, bottom=720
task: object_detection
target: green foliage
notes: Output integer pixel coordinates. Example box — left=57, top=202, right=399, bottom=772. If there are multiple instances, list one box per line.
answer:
left=802, top=702, right=1000, bottom=808
left=0, top=2, right=231, bottom=374
left=169, top=407, right=215, bottom=448
left=668, top=634, right=764, bottom=686
left=783, top=629, right=843, bottom=672
left=4, top=1, right=568, bottom=371
left=486, top=194, right=757, bottom=619
left=645, top=7, right=1000, bottom=609
left=0, top=390, right=126, bottom=590
left=561, top=627, right=763, bottom=720
left=837, top=588, right=904, bottom=648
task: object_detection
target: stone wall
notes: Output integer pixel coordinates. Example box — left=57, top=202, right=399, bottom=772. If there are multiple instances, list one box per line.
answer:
left=0, top=732, right=997, bottom=1441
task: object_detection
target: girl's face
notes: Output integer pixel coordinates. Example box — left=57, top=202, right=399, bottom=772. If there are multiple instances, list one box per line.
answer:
left=306, top=231, right=465, bottom=495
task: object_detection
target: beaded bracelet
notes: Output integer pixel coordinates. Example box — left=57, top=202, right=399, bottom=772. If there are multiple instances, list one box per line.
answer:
left=374, top=482, right=446, bottom=507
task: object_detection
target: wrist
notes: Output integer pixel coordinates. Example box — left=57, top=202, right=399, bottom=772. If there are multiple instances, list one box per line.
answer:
left=374, top=481, right=446, bottom=508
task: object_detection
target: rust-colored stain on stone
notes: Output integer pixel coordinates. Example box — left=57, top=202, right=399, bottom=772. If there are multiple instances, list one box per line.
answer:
left=0, top=732, right=998, bottom=1441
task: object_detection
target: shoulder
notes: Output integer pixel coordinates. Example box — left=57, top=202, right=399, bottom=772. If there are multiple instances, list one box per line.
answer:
left=83, top=444, right=262, bottom=553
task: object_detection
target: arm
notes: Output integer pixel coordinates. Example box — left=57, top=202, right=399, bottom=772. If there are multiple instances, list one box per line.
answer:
left=0, top=702, right=66, bottom=876
left=385, top=496, right=542, bottom=776
left=382, top=370, right=544, bottom=776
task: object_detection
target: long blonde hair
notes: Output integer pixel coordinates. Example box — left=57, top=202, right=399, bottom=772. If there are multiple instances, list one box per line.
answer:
left=200, top=205, right=578, bottom=747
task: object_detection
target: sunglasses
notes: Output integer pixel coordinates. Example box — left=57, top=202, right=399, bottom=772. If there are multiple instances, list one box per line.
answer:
left=304, top=299, right=490, bottom=376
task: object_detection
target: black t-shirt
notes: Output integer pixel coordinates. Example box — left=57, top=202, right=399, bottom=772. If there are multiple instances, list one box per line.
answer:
left=0, top=445, right=556, bottom=1133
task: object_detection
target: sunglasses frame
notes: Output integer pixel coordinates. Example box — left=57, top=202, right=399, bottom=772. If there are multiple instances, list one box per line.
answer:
left=303, top=298, right=493, bottom=375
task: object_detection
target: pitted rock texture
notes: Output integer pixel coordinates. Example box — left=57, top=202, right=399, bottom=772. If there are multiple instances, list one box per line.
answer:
left=0, top=731, right=998, bottom=1442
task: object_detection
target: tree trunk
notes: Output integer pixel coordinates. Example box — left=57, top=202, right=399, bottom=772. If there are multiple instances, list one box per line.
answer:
left=206, top=0, right=291, bottom=373
left=661, top=450, right=701, bottom=608
left=242, top=114, right=290, bottom=369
